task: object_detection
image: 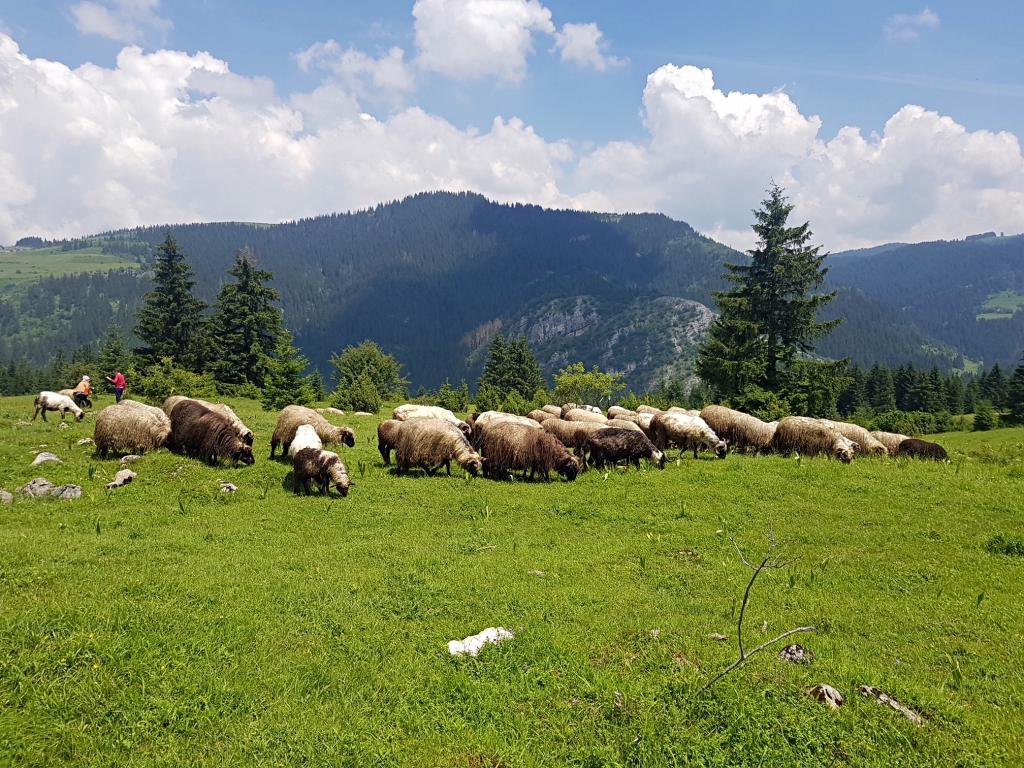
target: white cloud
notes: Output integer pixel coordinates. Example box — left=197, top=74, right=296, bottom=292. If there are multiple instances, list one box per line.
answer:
left=553, top=22, right=624, bottom=71
left=884, top=8, right=939, bottom=43
left=412, top=0, right=555, bottom=82
left=69, top=0, right=171, bottom=44
left=294, top=40, right=415, bottom=107
left=0, top=34, right=1021, bottom=253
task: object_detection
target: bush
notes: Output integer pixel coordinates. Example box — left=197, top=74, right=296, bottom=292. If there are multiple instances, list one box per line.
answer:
left=552, top=363, right=624, bottom=409
left=871, top=410, right=953, bottom=436
left=502, top=390, right=530, bottom=416
left=973, top=401, right=999, bottom=431
left=985, top=534, right=1024, bottom=558
left=435, top=380, right=470, bottom=412
left=133, top=357, right=219, bottom=402
left=335, top=372, right=382, bottom=413
left=473, top=384, right=504, bottom=414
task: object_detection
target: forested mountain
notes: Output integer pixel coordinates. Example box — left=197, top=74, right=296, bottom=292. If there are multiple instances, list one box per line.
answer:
left=2, top=192, right=1020, bottom=390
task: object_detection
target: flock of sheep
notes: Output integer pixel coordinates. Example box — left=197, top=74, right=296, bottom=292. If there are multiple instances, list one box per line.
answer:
left=28, top=391, right=950, bottom=499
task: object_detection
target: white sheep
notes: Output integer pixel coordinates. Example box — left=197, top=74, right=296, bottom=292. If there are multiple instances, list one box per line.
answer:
left=288, top=423, right=324, bottom=457
left=32, top=391, right=84, bottom=422
left=650, top=411, right=727, bottom=458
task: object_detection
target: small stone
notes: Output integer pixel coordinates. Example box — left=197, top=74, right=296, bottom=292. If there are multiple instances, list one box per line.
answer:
left=805, top=684, right=844, bottom=709
left=50, top=484, right=82, bottom=500
left=779, top=643, right=814, bottom=664
left=353, top=411, right=374, bottom=417
left=120, top=455, right=142, bottom=464
left=527, top=569, right=546, bottom=577
left=708, top=632, right=728, bottom=642
left=316, top=407, right=346, bottom=417
left=19, top=477, right=55, bottom=497
left=0, top=489, right=13, bottom=505
left=76, top=438, right=94, bottom=446
left=219, top=481, right=238, bottom=493
left=31, top=452, right=62, bottom=467
left=105, top=469, right=136, bottom=489
left=58, top=422, right=69, bottom=430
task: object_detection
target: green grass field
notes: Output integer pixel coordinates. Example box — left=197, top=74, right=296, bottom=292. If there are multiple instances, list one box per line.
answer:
left=0, top=246, right=139, bottom=286
left=1, top=395, right=1022, bottom=766
left=976, top=290, right=1024, bottom=321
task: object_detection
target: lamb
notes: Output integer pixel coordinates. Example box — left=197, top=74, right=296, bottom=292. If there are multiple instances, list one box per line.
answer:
left=392, top=404, right=472, bottom=438
left=605, top=418, right=644, bottom=433
left=819, top=419, right=888, bottom=456
left=477, top=421, right=581, bottom=481
left=870, top=430, right=911, bottom=455
left=377, top=419, right=404, bottom=465
left=270, top=405, right=356, bottom=458
left=562, top=408, right=608, bottom=424
left=292, top=448, right=352, bottom=496
left=94, top=400, right=171, bottom=457
left=161, top=396, right=253, bottom=445
left=527, top=409, right=557, bottom=423
left=770, top=416, right=856, bottom=463
left=32, top=391, right=84, bottom=422
left=394, top=418, right=484, bottom=477
left=896, top=438, right=949, bottom=461
left=541, top=418, right=606, bottom=458
left=650, top=412, right=727, bottom=458
left=700, top=405, right=778, bottom=455
left=288, top=423, right=323, bottom=457
left=168, top=400, right=254, bottom=466
left=586, top=428, right=666, bottom=470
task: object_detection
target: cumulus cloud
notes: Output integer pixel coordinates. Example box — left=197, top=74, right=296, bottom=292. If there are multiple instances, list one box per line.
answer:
left=412, top=0, right=555, bottom=82
left=884, top=8, right=939, bottom=43
left=69, top=0, right=171, bottom=44
left=294, top=41, right=415, bottom=107
left=552, top=22, right=625, bottom=71
left=0, top=33, right=1021, bottom=252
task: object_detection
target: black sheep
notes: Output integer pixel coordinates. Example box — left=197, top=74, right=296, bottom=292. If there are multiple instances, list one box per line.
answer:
left=586, top=427, right=666, bottom=470
left=896, top=438, right=949, bottom=461
left=169, top=400, right=255, bottom=466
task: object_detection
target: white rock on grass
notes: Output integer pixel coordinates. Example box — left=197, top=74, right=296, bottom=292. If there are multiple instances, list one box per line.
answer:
left=31, top=452, right=62, bottom=466
left=316, top=407, right=346, bottom=417
left=120, top=454, right=142, bottom=464
left=50, top=484, right=82, bottom=500
left=447, top=627, right=514, bottom=657
left=353, top=411, right=374, bottom=417
left=105, top=469, right=136, bottom=489
left=219, top=481, right=238, bottom=493
left=859, top=685, right=925, bottom=725
left=76, top=438, right=94, bottom=446
left=19, top=478, right=55, bottom=497
left=805, top=684, right=844, bottom=709
left=0, top=489, right=13, bottom=505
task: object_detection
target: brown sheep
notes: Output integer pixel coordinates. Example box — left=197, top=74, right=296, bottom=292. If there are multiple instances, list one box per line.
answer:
left=700, top=405, right=778, bottom=455
left=470, top=411, right=542, bottom=449
left=586, top=428, right=666, bottom=470
left=292, top=447, right=352, bottom=496
left=870, top=430, right=911, bottom=455
left=527, top=409, right=557, bottom=423
left=392, top=404, right=472, bottom=438
left=161, top=396, right=253, bottom=445
left=606, top=418, right=644, bottom=433
left=94, top=400, right=171, bottom=457
left=820, top=419, right=888, bottom=456
left=541, top=418, right=606, bottom=459
left=896, top=438, right=948, bottom=461
left=541, top=404, right=562, bottom=416
left=562, top=408, right=608, bottom=424
left=169, top=400, right=254, bottom=466
left=477, top=421, right=581, bottom=481
left=377, top=419, right=404, bottom=465
left=394, top=418, right=484, bottom=477
left=650, top=412, right=727, bottom=458
left=270, top=405, right=356, bottom=458
left=770, top=417, right=855, bottom=463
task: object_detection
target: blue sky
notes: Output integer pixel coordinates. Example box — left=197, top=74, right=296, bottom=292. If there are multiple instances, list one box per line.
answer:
left=1, top=1, right=1022, bottom=248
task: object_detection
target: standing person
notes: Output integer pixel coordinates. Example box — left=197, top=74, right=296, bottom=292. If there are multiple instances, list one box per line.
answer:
left=72, top=375, right=93, bottom=408
left=106, top=370, right=127, bottom=403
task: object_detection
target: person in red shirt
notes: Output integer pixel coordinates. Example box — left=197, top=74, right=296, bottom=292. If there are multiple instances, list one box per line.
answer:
left=106, top=371, right=127, bottom=402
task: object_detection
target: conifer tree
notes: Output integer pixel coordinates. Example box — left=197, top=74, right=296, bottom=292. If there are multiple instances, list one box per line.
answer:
left=696, top=184, right=838, bottom=404
left=261, top=331, right=312, bottom=411
left=134, top=232, right=206, bottom=370
left=973, top=400, right=999, bottom=431
left=478, top=334, right=544, bottom=399
left=982, top=364, right=1008, bottom=408
left=208, top=249, right=284, bottom=386
left=1006, top=361, right=1024, bottom=423
left=97, top=326, right=131, bottom=388
left=866, top=363, right=897, bottom=412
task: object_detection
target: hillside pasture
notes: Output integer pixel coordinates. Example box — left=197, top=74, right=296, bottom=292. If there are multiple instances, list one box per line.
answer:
left=1, top=396, right=1022, bottom=766
left=0, top=246, right=139, bottom=287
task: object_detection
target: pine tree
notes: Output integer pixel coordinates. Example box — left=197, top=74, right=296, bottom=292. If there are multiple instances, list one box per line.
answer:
left=1006, top=362, right=1024, bottom=423
left=331, top=340, right=408, bottom=400
left=696, top=184, right=838, bottom=404
left=973, top=400, right=999, bottom=431
left=837, top=364, right=866, bottom=416
left=478, top=334, right=544, bottom=399
left=96, top=326, right=131, bottom=391
left=945, top=374, right=965, bottom=415
left=134, top=233, right=206, bottom=370
left=207, top=249, right=284, bottom=386
left=866, top=363, right=897, bottom=412
left=306, top=369, right=326, bottom=401
left=982, top=364, right=1008, bottom=408
left=261, top=331, right=312, bottom=411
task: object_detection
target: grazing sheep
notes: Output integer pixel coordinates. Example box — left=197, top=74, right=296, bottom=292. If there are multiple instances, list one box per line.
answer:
left=541, top=404, right=562, bottom=416
left=32, top=391, right=84, bottom=422
left=94, top=400, right=170, bottom=457
left=477, top=421, right=581, bottom=481
left=527, top=409, right=557, bottom=423
left=650, top=412, right=728, bottom=459
left=559, top=403, right=602, bottom=418
left=607, top=406, right=640, bottom=422
left=606, top=418, right=644, bottom=433
left=668, top=407, right=701, bottom=416
left=392, top=404, right=472, bottom=438
left=377, top=419, right=404, bottom=465
left=270, top=405, right=356, bottom=458
left=394, top=418, right=484, bottom=477
left=636, top=405, right=663, bottom=415
left=292, top=447, right=351, bottom=496
left=470, top=410, right=542, bottom=448
left=700, top=405, right=778, bottom=455
left=288, top=423, right=323, bottom=457
left=870, top=430, right=911, bottom=455
left=161, top=396, right=253, bottom=445
left=541, top=418, right=606, bottom=459
left=563, top=408, right=609, bottom=424
left=169, top=400, right=254, bottom=466
left=770, top=416, right=855, bottom=463
left=586, top=428, right=665, bottom=470
left=896, top=438, right=949, bottom=461
left=820, top=419, right=888, bottom=456
left=636, top=412, right=656, bottom=440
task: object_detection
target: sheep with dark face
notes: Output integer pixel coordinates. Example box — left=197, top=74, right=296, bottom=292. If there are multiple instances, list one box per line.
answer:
left=162, top=396, right=253, bottom=446
left=33, top=391, right=84, bottom=422
left=292, top=447, right=351, bottom=496
left=394, top=418, right=484, bottom=477
left=270, top=405, right=355, bottom=458
left=870, top=430, right=911, bottom=455
left=700, top=405, right=778, bottom=455
left=586, top=428, right=665, bottom=470
left=392, top=404, right=472, bottom=438
left=477, top=421, right=581, bottom=482
left=650, top=412, right=727, bottom=458
left=770, top=416, right=855, bottom=463
left=94, top=400, right=170, bottom=457
left=169, top=400, right=255, bottom=466
left=377, top=419, right=404, bottom=465
left=896, top=438, right=949, bottom=461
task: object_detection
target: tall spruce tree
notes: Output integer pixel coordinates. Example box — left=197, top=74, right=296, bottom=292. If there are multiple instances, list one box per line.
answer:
left=208, top=249, right=284, bottom=386
left=696, top=184, right=838, bottom=404
left=97, top=326, right=131, bottom=385
left=1007, top=361, right=1024, bottom=423
left=866, top=363, right=897, bottom=411
left=261, top=331, right=312, bottom=411
left=134, top=233, right=206, bottom=370
left=478, top=334, right=544, bottom=399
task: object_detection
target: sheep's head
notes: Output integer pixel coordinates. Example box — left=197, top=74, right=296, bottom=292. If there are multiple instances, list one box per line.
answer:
left=557, top=454, right=581, bottom=481
left=233, top=445, right=255, bottom=466
left=330, top=466, right=351, bottom=497
left=74, top=410, right=85, bottom=422
left=458, top=421, right=473, bottom=439
left=242, top=431, right=255, bottom=446
left=463, top=456, right=483, bottom=477
left=337, top=427, right=355, bottom=448
left=714, top=439, right=728, bottom=459
left=652, top=449, right=666, bottom=469
left=834, top=440, right=855, bottom=464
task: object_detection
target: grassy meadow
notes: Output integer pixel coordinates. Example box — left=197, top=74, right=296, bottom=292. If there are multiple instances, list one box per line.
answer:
left=0, top=246, right=139, bottom=287
left=1, top=394, right=1022, bottom=766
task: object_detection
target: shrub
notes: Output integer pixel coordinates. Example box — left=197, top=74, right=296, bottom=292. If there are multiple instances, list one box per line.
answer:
left=985, top=534, right=1024, bottom=558
left=335, top=372, right=382, bottom=413
left=973, top=401, right=999, bottom=431
left=502, top=390, right=530, bottom=416
left=134, top=357, right=219, bottom=402
left=473, top=384, right=504, bottom=414
left=435, top=379, right=470, bottom=412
